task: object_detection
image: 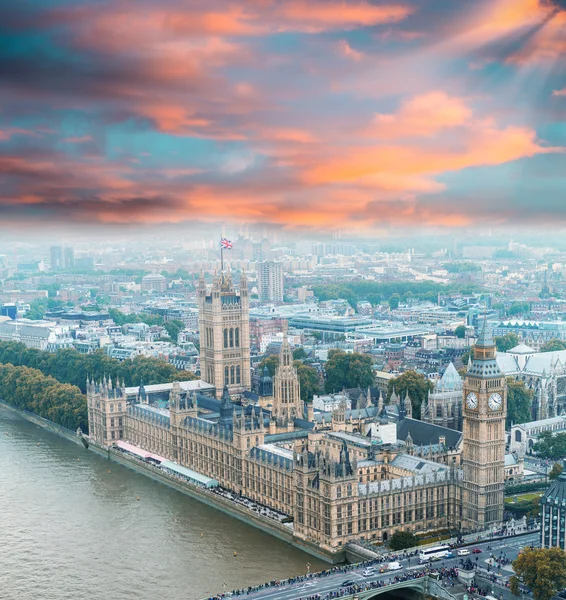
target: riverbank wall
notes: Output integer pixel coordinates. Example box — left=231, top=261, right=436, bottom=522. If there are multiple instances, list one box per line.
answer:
left=0, top=401, right=344, bottom=565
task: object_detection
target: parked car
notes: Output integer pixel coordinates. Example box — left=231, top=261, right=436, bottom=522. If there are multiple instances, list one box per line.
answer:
left=472, top=548, right=483, bottom=554
left=458, top=549, right=471, bottom=556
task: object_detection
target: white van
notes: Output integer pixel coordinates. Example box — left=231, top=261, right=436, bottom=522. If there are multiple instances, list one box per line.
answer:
left=388, top=562, right=402, bottom=571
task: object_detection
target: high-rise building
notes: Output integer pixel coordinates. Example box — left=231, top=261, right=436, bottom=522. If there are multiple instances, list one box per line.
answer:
left=198, top=271, right=251, bottom=397
left=50, top=246, right=63, bottom=270
left=64, top=247, right=75, bottom=269
left=461, top=318, right=507, bottom=531
left=256, top=261, right=284, bottom=303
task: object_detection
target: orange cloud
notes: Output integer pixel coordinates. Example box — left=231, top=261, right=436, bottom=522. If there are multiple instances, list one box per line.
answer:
left=370, top=91, right=473, bottom=138
left=554, top=88, right=566, bottom=96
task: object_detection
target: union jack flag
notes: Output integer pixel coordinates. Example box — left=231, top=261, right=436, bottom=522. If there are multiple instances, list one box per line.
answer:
left=220, top=237, right=233, bottom=250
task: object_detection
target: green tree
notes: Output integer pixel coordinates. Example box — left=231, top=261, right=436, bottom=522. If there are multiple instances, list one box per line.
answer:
left=26, top=298, right=49, bottom=320
left=324, top=350, right=374, bottom=392
left=549, top=462, right=564, bottom=480
left=455, top=325, right=466, bottom=339
left=506, top=378, right=533, bottom=428
left=534, top=431, right=566, bottom=460
left=495, top=333, right=520, bottom=352
left=389, top=531, right=418, bottom=551
left=294, top=361, right=320, bottom=401
left=258, top=355, right=280, bottom=377
left=507, top=302, right=530, bottom=317
left=293, top=348, right=308, bottom=361
left=540, top=339, right=566, bottom=353
left=163, top=319, right=185, bottom=343
left=389, top=293, right=401, bottom=310
left=511, top=547, right=566, bottom=600
left=388, top=370, right=433, bottom=419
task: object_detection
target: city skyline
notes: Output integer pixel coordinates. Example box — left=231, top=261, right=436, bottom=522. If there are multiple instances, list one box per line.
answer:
left=1, top=0, right=565, bottom=234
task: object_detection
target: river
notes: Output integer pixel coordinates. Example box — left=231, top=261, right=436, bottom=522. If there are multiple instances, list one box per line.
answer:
left=0, top=407, right=326, bottom=600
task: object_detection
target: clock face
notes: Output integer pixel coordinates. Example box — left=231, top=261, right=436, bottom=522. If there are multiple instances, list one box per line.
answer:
left=466, top=392, right=478, bottom=410
left=488, top=392, right=503, bottom=411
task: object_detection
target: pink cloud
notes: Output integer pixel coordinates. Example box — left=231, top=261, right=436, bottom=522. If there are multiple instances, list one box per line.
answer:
left=370, top=91, right=473, bottom=138
left=337, top=40, right=363, bottom=61
left=554, top=88, right=566, bottom=97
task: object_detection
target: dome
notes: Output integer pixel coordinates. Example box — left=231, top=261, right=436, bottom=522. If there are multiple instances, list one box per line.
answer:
left=258, top=366, right=273, bottom=397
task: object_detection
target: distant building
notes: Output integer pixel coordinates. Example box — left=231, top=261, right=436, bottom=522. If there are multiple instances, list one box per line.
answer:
left=75, top=256, right=95, bottom=271
left=256, top=261, right=284, bottom=302
left=1, top=304, right=17, bottom=320
left=50, top=245, right=63, bottom=270
left=64, top=247, right=75, bottom=269
left=141, top=273, right=167, bottom=293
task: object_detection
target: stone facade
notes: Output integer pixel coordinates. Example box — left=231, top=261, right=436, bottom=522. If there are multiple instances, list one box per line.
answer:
left=198, top=271, right=251, bottom=397
left=461, top=319, right=507, bottom=532
left=421, top=363, right=463, bottom=431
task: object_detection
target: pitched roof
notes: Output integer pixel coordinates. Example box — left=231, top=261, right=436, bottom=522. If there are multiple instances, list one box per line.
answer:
left=396, top=417, right=462, bottom=449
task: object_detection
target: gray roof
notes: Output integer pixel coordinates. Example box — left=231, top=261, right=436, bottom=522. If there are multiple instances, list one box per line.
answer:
left=436, top=362, right=462, bottom=392
left=390, top=454, right=447, bottom=474
left=542, top=461, right=566, bottom=505
left=397, top=417, right=462, bottom=449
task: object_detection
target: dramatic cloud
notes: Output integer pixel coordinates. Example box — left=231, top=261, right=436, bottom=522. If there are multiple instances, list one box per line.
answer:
left=0, top=0, right=565, bottom=230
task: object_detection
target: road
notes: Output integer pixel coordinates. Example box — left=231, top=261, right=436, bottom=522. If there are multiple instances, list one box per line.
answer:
left=215, top=532, right=540, bottom=600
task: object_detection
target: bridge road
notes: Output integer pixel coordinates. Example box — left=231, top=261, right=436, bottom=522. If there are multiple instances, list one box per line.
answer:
left=218, top=532, right=539, bottom=600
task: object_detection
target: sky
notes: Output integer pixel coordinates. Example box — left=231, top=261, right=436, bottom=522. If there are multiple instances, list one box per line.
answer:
left=1, top=0, right=565, bottom=234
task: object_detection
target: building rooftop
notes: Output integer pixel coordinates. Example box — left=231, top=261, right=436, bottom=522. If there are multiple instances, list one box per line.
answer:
left=390, top=454, right=446, bottom=474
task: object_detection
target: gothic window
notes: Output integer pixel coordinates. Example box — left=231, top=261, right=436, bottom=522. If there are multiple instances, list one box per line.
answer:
left=230, top=366, right=235, bottom=384
left=229, top=328, right=234, bottom=348
left=224, top=367, right=229, bottom=385
left=236, top=365, right=241, bottom=384
left=110, top=404, right=114, bottom=412
left=515, top=430, right=522, bottom=442
left=224, top=329, right=228, bottom=348
left=235, top=328, right=240, bottom=347
left=436, top=405, right=442, bottom=418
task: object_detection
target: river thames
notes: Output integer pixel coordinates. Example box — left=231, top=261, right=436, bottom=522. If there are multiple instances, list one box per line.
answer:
left=0, top=408, right=326, bottom=600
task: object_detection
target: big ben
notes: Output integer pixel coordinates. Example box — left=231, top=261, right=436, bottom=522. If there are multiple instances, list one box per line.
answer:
left=461, top=317, right=507, bottom=531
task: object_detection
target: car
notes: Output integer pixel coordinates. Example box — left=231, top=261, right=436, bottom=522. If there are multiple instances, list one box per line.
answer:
left=472, top=548, right=483, bottom=554
left=362, top=569, right=375, bottom=577
left=342, top=580, right=355, bottom=587
left=388, top=562, right=402, bottom=571
left=458, top=549, right=471, bottom=556
left=299, top=583, right=315, bottom=590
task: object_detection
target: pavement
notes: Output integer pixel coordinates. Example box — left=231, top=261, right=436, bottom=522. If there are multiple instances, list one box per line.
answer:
left=211, top=531, right=540, bottom=600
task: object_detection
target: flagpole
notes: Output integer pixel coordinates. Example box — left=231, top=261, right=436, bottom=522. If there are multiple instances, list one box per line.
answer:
left=220, top=240, right=224, bottom=272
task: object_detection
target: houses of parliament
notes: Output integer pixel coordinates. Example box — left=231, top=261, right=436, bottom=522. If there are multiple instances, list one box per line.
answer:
left=87, top=271, right=507, bottom=551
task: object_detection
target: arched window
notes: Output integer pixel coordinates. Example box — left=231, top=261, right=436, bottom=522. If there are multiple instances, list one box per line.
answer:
left=223, top=329, right=228, bottom=348
left=515, top=430, right=522, bottom=442
left=224, top=367, right=229, bottom=385
left=236, top=365, right=241, bottom=384
left=230, top=366, right=235, bottom=384
left=229, top=328, right=234, bottom=348
left=235, top=328, right=240, bottom=347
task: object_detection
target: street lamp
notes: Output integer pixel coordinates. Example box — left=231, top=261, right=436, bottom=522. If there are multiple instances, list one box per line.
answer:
left=306, top=562, right=311, bottom=574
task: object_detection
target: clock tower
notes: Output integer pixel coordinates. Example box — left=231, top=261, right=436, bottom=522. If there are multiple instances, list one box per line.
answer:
left=461, top=317, right=507, bottom=532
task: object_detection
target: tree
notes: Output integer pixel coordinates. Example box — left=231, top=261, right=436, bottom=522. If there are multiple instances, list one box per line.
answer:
left=388, top=370, right=434, bottom=419
left=495, top=333, right=520, bottom=352
left=534, top=431, right=566, bottom=460
left=455, top=325, right=466, bottom=339
left=389, top=531, right=418, bottom=551
left=506, top=379, right=533, bottom=428
left=26, top=298, right=49, bottom=320
left=163, top=319, right=185, bottom=343
left=258, top=355, right=280, bottom=377
left=294, top=361, right=320, bottom=401
left=389, top=294, right=401, bottom=310
left=549, top=462, right=564, bottom=480
left=324, top=350, right=374, bottom=392
left=293, top=348, right=308, bottom=361
left=540, top=339, right=566, bottom=353
left=511, top=547, right=566, bottom=600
